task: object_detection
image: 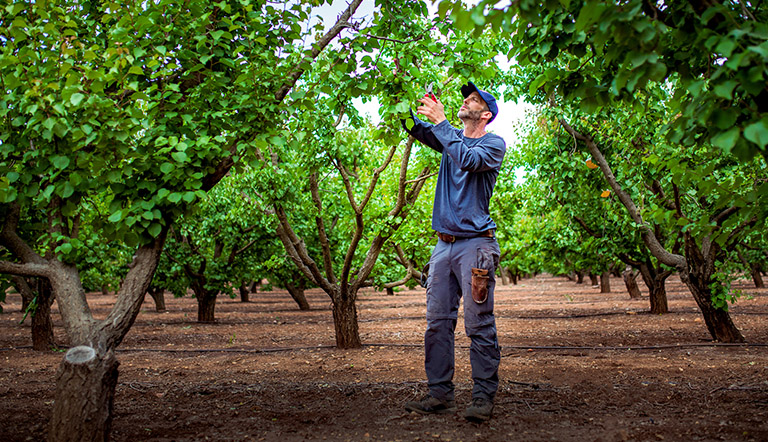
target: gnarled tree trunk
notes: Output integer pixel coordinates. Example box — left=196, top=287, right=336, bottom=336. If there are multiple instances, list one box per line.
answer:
left=637, top=261, right=671, bottom=315
left=147, top=286, right=166, bottom=312
left=622, top=267, right=643, bottom=299
left=285, top=280, right=310, bottom=311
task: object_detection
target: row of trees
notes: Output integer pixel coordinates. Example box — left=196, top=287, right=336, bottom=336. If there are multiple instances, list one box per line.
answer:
left=2, top=1, right=767, bottom=440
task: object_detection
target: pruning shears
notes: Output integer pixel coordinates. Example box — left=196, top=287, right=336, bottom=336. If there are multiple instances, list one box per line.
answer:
left=424, top=82, right=437, bottom=102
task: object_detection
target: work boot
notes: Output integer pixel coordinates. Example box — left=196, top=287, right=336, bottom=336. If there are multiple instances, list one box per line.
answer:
left=404, top=394, right=456, bottom=415
left=464, top=397, right=494, bottom=422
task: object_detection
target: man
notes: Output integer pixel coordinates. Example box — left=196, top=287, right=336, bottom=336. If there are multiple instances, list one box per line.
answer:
left=402, top=81, right=506, bottom=422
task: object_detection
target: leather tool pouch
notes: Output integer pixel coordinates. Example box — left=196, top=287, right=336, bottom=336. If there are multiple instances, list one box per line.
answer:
left=471, top=267, right=489, bottom=304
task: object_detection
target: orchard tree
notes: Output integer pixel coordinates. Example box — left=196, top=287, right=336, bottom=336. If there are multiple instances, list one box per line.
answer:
left=512, top=108, right=676, bottom=311
left=253, top=2, right=513, bottom=348
left=447, top=0, right=768, bottom=161
left=157, top=169, right=277, bottom=322
left=451, top=0, right=768, bottom=341
left=258, top=110, right=434, bottom=348
left=0, top=0, right=364, bottom=440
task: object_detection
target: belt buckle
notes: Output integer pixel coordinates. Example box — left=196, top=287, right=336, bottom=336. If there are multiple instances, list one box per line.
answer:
left=438, top=232, right=455, bottom=243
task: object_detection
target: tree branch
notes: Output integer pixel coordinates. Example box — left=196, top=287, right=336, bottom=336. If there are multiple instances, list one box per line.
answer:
left=559, top=118, right=686, bottom=270
left=0, top=261, right=52, bottom=278
left=98, top=226, right=169, bottom=350
left=0, top=203, right=47, bottom=266
left=310, top=172, right=338, bottom=285
left=273, top=0, right=364, bottom=102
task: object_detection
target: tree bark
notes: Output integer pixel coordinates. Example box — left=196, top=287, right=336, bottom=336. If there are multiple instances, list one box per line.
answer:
left=576, top=271, right=585, bottom=284
left=32, top=279, right=56, bottom=351
left=147, top=287, right=166, bottom=312
left=332, top=292, right=361, bottom=349
left=622, top=267, right=643, bottom=299
left=49, top=346, right=119, bottom=442
left=12, top=276, right=57, bottom=350
left=284, top=281, right=310, bottom=311
left=499, top=266, right=509, bottom=285
left=238, top=283, right=250, bottom=302
left=627, top=257, right=670, bottom=314
left=738, top=250, right=765, bottom=288
left=679, top=245, right=744, bottom=342
left=600, top=271, right=611, bottom=293
left=196, top=291, right=218, bottom=323
left=588, top=273, right=598, bottom=286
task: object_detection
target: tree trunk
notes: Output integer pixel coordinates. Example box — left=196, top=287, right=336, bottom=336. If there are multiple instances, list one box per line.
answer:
left=49, top=346, right=119, bottom=442
left=622, top=267, right=643, bottom=299
left=600, top=271, right=611, bottom=293
left=285, top=281, right=310, bottom=311
left=499, top=266, right=509, bottom=285
left=738, top=250, right=765, bottom=288
left=576, top=271, right=585, bottom=284
left=588, top=273, right=598, bottom=286
left=196, top=291, right=218, bottom=323
left=332, top=292, right=361, bottom=349
left=238, top=283, right=250, bottom=302
left=636, top=261, right=670, bottom=315
left=147, top=287, right=166, bottom=312
left=12, top=276, right=56, bottom=350
left=32, top=279, right=56, bottom=351
left=386, top=287, right=395, bottom=296
left=511, top=271, right=519, bottom=285
left=679, top=261, right=744, bottom=343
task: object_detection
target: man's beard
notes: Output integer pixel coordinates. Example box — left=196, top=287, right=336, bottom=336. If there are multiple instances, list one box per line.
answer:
left=458, top=109, right=484, bottom=121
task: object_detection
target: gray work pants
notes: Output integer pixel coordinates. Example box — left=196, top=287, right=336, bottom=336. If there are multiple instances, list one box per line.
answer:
left=424, top=235, right=501, bottom=401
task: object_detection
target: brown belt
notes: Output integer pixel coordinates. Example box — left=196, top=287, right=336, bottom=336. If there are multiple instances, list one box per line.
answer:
left=437, top=230, right=495, bottom=243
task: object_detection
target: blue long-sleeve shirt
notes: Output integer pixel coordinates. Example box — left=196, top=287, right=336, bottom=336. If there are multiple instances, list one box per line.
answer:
left=404, top=112, right=506, bottom=236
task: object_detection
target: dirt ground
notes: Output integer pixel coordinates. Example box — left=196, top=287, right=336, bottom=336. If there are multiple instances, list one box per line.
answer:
left=2, top=274, right=768, bottom=442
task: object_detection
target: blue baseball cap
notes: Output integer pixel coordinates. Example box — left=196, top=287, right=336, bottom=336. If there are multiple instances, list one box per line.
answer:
left=460, top=81, right=498, bottom=124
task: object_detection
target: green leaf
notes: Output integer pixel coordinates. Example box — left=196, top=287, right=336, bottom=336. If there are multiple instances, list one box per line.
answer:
left=713, top=80, right=738, bottom=99
left=59, top=182, right=75, bottom=198
left=744, top=119, right=768, bottom=148
left=70, top=93, right=86, bottom=106
left=108, top=211, right=123, bottom=223
left=160, top=162, right=175, bottom=173
left=171, top=151, right=188, bottom=162
left=148, top=222, right=163, bottom=238
left=51, top=155, right=70, bottom=170
left=711, top=127, right=740, bottom=151
left=57, top=242, right=73, bottom=255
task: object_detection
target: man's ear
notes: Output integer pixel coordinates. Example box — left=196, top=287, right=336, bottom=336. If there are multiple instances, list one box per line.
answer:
left=482, top=111, right=492, bottom=122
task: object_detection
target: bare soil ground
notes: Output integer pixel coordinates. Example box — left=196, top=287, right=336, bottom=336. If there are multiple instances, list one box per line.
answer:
left=2, top=274, right=768, bottom=442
